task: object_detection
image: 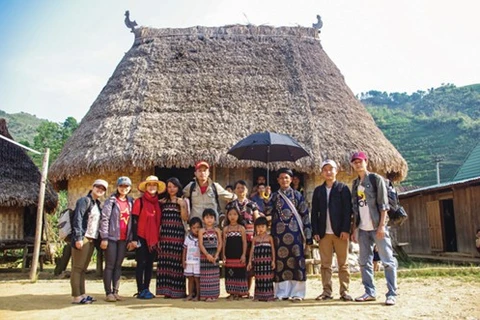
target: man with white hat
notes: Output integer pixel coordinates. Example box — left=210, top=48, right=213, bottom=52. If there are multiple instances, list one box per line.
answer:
left=311, top=159, right=353, bottom=302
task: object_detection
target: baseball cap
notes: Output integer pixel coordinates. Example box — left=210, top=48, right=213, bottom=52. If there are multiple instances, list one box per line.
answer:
left=116, top=176, right=132, bottom=186
left=350, top=151, right=368, bottom=162
left=195, top=161, right=210, bottom=170
left=321, top=159, right=337, bottom=169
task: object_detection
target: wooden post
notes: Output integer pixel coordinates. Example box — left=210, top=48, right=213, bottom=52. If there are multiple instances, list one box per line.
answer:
left=30, top=148, right=49, bottom=282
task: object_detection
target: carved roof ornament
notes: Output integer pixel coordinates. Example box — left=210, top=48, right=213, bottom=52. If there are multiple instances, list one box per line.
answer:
left=312, top=14, right=323, bottom=32
left=124, top=10, right=138, bottom=33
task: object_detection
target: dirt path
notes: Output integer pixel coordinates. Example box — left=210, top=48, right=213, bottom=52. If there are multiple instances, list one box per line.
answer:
left=0, top=274, right=479, bottom=320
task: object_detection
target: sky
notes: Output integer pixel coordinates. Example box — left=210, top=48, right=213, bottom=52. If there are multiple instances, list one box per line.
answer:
left=0, top=0, right=479, bottom=122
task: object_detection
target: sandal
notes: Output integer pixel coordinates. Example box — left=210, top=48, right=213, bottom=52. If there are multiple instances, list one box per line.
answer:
left=292, top=297, right=303, bottom=302
left=71, top=297, right=92, bottom=305
left=315, top=293, right=333, bottom=301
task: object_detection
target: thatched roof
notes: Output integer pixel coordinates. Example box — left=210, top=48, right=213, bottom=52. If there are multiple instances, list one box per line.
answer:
left=0, top=119, right=58, bottom=212
left=50, top=24, right=407, bottom=181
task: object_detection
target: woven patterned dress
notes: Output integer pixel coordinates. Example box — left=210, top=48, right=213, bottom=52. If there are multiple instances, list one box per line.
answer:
left=224, top=228, right=248, bottom=296
left=252, top=237, right=275, bottom=301
left=156, top=201, right=186, bottom=298
left=200, top=228, right=220, bottom=299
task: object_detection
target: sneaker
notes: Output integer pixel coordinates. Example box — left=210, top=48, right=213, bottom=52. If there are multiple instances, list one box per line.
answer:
left=355, top=293, right=376, bottom=302
left=142, top=289, right=155, bottom=299
left=385, top=296, right=396, bottom=306
left=106, top=294, right=117, bottom=302
left=340, top=293, right=353, bottom=301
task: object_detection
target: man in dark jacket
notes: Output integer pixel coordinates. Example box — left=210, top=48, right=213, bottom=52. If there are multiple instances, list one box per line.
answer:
left=311, top=160, right=353, bottom=301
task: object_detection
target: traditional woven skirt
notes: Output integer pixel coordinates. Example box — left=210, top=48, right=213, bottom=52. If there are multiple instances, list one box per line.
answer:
left=156, top=202, right=186, bottom=298
left=253, top=241, right=274, bottom=301
left=224, top=231, right=248, bottom=296
left=200, top=229, right=220, bottom=299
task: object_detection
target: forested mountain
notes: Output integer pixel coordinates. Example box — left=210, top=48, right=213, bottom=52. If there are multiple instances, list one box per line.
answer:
left=0, top=110, right=78, bottom=167
left=0, top=110, right=46, bottom=143
left=361, top=84, right=480, bottom=186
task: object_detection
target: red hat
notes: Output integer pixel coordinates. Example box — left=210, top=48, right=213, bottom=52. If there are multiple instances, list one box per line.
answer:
left=195, top=160, right=210, bottom=170
left=351, top=151, right=368, bottom=162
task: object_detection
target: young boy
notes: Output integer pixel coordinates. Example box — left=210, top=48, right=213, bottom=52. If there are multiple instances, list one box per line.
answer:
left=183, top=217, right=202, bottom=301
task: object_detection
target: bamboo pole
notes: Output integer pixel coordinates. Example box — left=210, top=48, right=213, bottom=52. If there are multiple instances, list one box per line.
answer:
left=30, top=148, right=50, bottom=281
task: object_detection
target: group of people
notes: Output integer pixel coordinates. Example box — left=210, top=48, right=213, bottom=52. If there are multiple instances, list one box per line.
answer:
left=69, top=151, right=398, bottom=306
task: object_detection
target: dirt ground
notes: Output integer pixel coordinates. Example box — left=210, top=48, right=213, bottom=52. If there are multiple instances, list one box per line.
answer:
left=0, top=270, right=479, bottom=320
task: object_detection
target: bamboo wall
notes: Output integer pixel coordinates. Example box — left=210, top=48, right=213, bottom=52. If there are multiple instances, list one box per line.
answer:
left=0, top=206, right=24, bottom=241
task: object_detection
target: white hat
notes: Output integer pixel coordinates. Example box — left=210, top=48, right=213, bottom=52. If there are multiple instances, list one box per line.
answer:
left=321, top=159, right=337, bottom=169
left=92, top=179, right=109, bottom=189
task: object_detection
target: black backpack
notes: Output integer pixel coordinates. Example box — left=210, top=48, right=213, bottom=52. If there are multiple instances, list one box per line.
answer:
left=368, top=174, right=408, bottom=226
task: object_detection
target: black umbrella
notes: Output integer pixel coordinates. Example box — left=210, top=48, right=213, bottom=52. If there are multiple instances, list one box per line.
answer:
left=227, top=131, right=310, bottom=185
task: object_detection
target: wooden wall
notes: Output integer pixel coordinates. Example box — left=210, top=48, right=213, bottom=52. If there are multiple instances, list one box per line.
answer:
left=398, top=184, right=480, bottom=257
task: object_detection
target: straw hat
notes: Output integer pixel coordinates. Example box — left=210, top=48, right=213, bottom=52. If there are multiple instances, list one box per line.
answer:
left=138, top=175, right=166, bottom=193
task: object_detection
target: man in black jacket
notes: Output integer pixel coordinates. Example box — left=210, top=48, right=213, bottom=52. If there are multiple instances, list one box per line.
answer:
left=311, top=160, right=353, bottom=301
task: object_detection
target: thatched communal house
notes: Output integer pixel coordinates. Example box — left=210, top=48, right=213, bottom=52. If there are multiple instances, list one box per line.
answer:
left=0, top=119, right=58, bottom=247
left=49, top=23, right=407, bottom=206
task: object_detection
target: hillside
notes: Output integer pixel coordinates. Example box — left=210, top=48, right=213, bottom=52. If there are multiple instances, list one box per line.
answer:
left=362, top=84, right=480, bottom=186
left=0, top=110, right=47, bottom=143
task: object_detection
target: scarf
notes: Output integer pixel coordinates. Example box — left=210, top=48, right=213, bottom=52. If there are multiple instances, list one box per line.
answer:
left=141, top=192, right=161, bottom=252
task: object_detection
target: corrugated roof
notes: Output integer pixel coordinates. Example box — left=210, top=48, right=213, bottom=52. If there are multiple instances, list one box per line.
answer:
left=399, top=176, right=480, bottom=198
left=453, top=142, right=480, bottom=181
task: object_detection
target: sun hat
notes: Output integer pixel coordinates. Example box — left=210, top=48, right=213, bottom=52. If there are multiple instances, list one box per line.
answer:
left=116, top=176, right=132, bottom=186
left=92, top=179, right=108, bottom=190
left=350, top=151, right=368, bottom=162
left=321, top=159, right=337, bottom=169
left=195, top=160, right=209, bottom=170
left=137, top=175, right=166, bottom=193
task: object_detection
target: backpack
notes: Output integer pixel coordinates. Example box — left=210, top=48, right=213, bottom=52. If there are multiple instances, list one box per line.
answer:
left=368, top=174, right=408, bottom=226
left=188, top=180, right=221, bottom=212
left=58, top=208, right=74, bottom=241
left=57, top=196, right=93, bottom=241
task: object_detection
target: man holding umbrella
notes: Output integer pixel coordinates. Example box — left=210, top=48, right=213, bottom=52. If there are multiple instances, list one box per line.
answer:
left=263, top=168, right=313, bottom=301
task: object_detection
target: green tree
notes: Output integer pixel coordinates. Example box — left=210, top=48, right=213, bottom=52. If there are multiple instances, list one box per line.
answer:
left=30, top=117, right=78, bottom=167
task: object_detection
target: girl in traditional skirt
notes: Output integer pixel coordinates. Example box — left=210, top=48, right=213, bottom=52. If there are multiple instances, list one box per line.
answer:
left=247, top=217, right=275, bottom=302
left=222, top=206, right=248, bottom=300
left=198, top=208, right=222, bottom=302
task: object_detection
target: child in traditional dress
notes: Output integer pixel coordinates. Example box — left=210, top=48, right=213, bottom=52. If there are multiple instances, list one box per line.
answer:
left=198, top=208, right=222, bottom=302
left=247, top=217, right=275, bottom=302
left=222, top=206, right=248, bottom=300
left=183, top=217, right=202, bottom=301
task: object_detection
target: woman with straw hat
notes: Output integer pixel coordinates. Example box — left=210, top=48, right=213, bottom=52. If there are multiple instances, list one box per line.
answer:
left=131, top=175, right=166, bottom=299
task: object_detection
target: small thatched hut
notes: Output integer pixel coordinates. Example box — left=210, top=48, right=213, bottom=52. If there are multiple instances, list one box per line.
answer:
left=0, top=119, right=58, bottom=247
left=49, top=24, right=407, bottom=206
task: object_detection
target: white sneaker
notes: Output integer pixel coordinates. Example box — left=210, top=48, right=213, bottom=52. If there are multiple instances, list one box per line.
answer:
left=385, top=296, right=396, bottom=306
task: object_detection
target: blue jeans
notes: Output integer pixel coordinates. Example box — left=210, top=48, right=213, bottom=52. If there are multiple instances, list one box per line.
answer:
left=358, top=228, right=397, bottom=297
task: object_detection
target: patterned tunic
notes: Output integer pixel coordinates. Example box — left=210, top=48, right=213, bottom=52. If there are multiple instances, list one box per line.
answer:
left=226, top=199, right=258, bottom=277
left=224, top=229, right=248, bottom=296
left=265, top=187, right=312, bottom=283
left=156, top=201, right=186, bottom=298
left=252, top=237, right=274, bottom=301
left=200, top=228, right=220, bottom=299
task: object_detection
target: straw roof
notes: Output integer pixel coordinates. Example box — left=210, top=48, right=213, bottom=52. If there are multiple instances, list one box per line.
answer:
left=0, top=119, right=58, bottom=212
left=50, top=24, right=407, bottom=181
